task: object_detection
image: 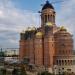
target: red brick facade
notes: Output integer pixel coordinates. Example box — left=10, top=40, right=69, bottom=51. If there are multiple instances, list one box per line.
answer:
left=19, top=1, right=74, bottom=69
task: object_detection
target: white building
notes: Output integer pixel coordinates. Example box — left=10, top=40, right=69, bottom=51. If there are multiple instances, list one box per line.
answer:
left=4, top=48, right=19, bottom=63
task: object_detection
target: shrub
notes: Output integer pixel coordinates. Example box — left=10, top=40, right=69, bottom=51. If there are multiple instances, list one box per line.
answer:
left=1, top=68, right=6, bottom=75
left=12, top=68, right=18, bottom=75
left=20, top=66, right=27, bottom=75
left=40, top=71, right=54, bottom=75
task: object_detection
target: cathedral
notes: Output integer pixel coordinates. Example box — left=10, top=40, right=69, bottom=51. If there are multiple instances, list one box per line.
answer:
left=19, top=1, right=75, bottom=74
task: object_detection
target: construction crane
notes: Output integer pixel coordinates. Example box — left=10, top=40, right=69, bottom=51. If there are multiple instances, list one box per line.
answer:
left=39, top=0, right=70, bottom=13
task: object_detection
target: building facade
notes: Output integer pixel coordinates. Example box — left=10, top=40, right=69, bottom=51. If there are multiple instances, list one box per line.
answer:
left=19, top=1, right=75, bottom=74
left=4, top=48, right=19, bottom=63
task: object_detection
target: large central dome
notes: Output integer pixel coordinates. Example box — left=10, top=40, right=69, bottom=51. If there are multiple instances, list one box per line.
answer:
left=42, top=1, right=54, bottom=10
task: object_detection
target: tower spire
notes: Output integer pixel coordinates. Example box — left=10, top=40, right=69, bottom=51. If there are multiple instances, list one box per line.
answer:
left=41, top=0, right=55, bottom=27
left=46, top=0, right=49, bottom=3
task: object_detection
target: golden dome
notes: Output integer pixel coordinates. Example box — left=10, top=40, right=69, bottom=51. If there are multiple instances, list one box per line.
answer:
left=60, top=26, right=67, bottom=31
left=26, top=27, right=32, bottom=31
left=36, top=32, right=43, bottom=36
left=46, top=22, right=53, bottom=26
left=60, top=26, right=67, bottom=30
left=31, top=27, right=36, bottom=31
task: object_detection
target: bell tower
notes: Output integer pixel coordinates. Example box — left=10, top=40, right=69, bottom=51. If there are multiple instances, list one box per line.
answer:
left=41, top=1, right=56, bottom=27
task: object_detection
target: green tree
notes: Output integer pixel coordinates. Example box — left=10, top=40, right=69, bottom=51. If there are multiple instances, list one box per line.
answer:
left=20, top=66, right=27, bottom=75
left=12, top=68, right=20, bottom=75
left=1, top=68, right=6, bottom=75
left=37, top=72, right=41, bottom=75
left=40, top=71, right=54, bottom=75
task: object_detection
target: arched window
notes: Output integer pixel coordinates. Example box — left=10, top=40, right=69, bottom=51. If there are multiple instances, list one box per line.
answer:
left=45, top=15, right=47, bottom=23
left=56, top=60, right=58, bottom=65
left=59, top=60, right=61, bottom=65
left=48, top=15, right=49, bottom=21
left=65, top=60, right=67, bottom=65
left=62, top=60, right=64, bottom=65
left=53, top=15, right=55, bottom=23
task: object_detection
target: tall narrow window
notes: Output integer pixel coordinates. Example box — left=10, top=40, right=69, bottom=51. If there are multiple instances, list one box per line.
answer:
left=45, top=15, right=47, bottom=23
left=48, top=15, right=50, bottom=22
left=49, top=15, right=52, bottom=22
left=53, top=15, right=55, bottom=23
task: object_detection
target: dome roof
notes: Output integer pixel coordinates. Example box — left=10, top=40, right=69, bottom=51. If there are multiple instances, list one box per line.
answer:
left=31, top=27, right=36, bottom=31
left=46, top=22, right=53, bottom=26
left=42, top=1, right=54, bottom=10
left=36, top=32, right=43, bottom=36
left=60, top=26, right=67, bottom=31
left=26, top=27, right=32, bottom=31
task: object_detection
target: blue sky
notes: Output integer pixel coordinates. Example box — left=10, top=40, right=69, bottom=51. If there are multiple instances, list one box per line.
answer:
left=12, top=0, right=42, bottom=11
left=0, top=0, right=75, bottom=49
left=12, top=0, right=61, bottom=12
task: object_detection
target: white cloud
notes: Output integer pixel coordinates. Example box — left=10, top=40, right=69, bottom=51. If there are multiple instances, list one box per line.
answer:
left=56, top=0, right=75, bottom=49
left=0, top=0, right=75, bottom=49
left=0, top=0, right=40, bottom=48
